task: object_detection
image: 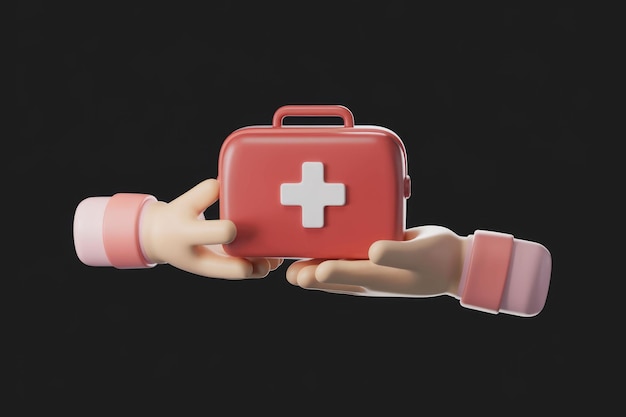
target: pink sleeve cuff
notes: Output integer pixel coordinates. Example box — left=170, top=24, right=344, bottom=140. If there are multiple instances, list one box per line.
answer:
left=458, top=230, right=552, bottom=317
left=73, top=194, right=157, bottom=269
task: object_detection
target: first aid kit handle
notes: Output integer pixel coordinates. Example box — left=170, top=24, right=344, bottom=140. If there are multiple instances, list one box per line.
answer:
left=272, top=105, right=355, bottom=128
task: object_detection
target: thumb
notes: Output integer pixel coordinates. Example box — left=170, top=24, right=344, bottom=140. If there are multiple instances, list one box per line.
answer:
left=369, top=226, right=457, bottom=270
left=170, top=179, right=220, bottom=216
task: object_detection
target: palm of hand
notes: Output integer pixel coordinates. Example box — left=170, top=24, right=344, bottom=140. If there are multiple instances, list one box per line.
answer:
left=286, top=226, right=466, bottom=298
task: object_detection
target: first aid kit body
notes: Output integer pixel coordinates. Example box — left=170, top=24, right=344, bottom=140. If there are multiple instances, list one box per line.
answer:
left=218, top=105, right=411, bottom=259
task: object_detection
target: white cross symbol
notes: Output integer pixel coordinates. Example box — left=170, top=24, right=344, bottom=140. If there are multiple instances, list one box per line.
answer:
left=280, top=162, right=346, bottom=228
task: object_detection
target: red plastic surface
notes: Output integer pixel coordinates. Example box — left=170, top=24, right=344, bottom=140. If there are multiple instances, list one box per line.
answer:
left=218, top=106, right=410, bottom=259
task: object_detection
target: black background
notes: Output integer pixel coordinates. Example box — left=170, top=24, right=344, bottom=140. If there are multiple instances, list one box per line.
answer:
left=11, top=1, right=620, bottom=414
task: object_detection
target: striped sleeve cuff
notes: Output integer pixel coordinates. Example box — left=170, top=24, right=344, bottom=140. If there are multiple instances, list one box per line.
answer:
left=458, top=230, right=552, bottom=317
left=73, top=194, right=157, bottom=269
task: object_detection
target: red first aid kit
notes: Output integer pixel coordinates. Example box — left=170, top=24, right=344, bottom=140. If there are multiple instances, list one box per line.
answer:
left=217, top=105, right=411, bottom=259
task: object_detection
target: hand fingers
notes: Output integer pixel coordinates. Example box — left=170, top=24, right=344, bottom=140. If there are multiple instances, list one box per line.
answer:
left=180, top=245, right=257, bottom=279
left=315, top=260, right=382, bottom=286
left=206, top=244, right=228, bottom=256
left=246, top=257, right=272, bottom=278
left=293, top=264, right=366, bottom=295
left=316, top=260, right=424, bottom=294
left=184, top=219, right=237, bottom=246
left=170, top=179, right=220, bottom=215
left=267, top=258, right=284, bottom=271
left=207, top=245, right=283, bottom=274
left=286, top=259, right=324, bottom=286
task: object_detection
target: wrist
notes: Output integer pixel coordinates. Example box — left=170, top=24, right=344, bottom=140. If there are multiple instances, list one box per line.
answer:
left=450, top=235, right=472, bottom=298
left=138, top=200, right=169, bottom=265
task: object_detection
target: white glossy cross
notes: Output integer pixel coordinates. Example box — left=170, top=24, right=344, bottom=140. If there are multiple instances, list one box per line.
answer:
left=280, top=162, right=346, bottom=228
